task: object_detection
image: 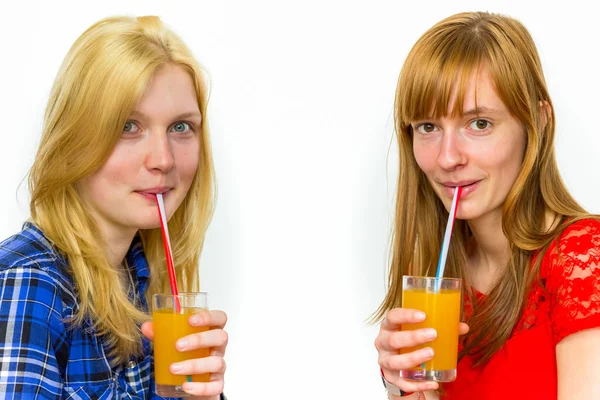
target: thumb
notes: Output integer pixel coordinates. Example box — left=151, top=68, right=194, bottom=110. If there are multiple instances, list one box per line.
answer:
left=459, top=322, right=470, bottom=336
left=141, top=321, right=154, bottom=341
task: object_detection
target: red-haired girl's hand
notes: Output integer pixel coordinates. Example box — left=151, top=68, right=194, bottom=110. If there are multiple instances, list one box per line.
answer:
left=375, top=308, right=469, bottom=394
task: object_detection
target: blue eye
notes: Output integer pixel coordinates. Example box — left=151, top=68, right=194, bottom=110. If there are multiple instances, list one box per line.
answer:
left=124, top=121, right=135, bottom=132
left=172, top=122, right=192, bottom=133
left=123, top=121, right=141, bottom=134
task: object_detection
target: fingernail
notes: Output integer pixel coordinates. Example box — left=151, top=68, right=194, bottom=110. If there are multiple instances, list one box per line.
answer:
left=181, top=381, right=196, bottom=394
left=190, top=315, right=202, bottom=326
left=414, top=311, right=426, bottom=321
left=427, top=383, right=438, bottom=390
left=176, top=339, right=189, bottom=351
left=422, top=328, right=437, bottom=340
left=420, top=348, right=434, bottom=358
left=171, top=363, right=183, bottom=373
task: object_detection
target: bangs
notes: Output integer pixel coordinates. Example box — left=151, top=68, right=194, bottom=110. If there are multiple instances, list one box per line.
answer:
left=395, top=12, right=539, bottom=135
left=397, top=32, right=488, bottom=127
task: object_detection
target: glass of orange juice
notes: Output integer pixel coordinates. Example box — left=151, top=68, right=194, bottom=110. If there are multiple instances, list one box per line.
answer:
left=152, top=292, right=211, bottom=397
left=400, top=276, right=462, bottom=382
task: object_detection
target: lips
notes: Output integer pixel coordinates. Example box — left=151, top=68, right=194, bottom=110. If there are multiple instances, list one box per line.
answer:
left=440, top=180, right=481, bottom=198
left=135, top=187, right=173, bottom=201
left=137, top=187, right=172, bottom=194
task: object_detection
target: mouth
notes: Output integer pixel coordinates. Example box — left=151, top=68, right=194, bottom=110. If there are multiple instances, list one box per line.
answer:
left=135, top=187, right=173, bottom=200
left=440, top=180, right=481, bottom=198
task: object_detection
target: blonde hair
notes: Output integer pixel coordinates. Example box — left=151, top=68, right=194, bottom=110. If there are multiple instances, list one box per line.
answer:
left=28, top=15, right=215, bottom=365
left=375, top=11, right=598, bottom=365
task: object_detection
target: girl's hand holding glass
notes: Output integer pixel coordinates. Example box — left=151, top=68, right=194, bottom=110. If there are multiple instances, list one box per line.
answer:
left=142, top=309, right=228, bottom=398
left=375, top=307, right=469, bottom=395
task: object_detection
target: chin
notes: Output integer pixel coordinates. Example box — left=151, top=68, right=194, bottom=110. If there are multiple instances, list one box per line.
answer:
left=128, top=212, right=163, bottom=230
left=135, top=220, right=163, bottom=230
left=455, top=207, right=482, bottom=222
left=456, top=211, right=490, bottom=223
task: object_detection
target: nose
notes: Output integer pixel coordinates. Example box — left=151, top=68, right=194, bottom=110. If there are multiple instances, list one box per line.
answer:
left=145, top=131, right=174, bottom=173
left=437, top=128, right=467, bottom=171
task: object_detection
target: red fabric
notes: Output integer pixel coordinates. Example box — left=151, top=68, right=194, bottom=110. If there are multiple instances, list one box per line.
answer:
left=443, top=219, right=600, bottom=399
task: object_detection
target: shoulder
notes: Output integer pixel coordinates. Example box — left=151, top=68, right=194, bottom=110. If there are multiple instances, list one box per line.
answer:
left=540, top=217, right=600, bottom=292
left=0, top=222, right=76, bottom=308
left=0, top=222, right=60, bottom=270
left=0, top=225, right=74, bottom=353
left=539, top=218, right=600, bottom=344
left=540, top=218, right=600, bottom=270
left=556, top=218, right=600, bottom=252
left=1, top=222, right=69, bottom=276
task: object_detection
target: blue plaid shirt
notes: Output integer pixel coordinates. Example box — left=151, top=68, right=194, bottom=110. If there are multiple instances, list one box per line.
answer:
left=0, top=222, right=219, bottom=400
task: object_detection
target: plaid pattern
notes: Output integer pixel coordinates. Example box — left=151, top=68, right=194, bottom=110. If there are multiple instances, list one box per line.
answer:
left=0, top=222, right=200, bottom=399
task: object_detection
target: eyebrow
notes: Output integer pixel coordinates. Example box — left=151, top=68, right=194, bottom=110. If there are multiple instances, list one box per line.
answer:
left=130, top=110, right=202, bottom=121
left=462, top=107, right=502, bottom=116
left=414, top=106, right=505, bottom=123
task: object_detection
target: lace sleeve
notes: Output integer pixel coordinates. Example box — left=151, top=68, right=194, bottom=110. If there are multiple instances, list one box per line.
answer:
left=545, top=219, right=600, bottom=345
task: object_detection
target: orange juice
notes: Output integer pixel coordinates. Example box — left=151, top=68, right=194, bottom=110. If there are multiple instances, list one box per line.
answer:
left=401, top=288, right=461, bottom=371
left=153, top=308, right=211, bottom=385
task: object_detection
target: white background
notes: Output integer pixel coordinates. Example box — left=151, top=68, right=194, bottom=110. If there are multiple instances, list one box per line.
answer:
left=0, top=1, right=598, bottom=399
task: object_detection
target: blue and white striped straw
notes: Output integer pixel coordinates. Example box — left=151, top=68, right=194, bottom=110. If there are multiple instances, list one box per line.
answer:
left=435, top=186, right=463, bottom=284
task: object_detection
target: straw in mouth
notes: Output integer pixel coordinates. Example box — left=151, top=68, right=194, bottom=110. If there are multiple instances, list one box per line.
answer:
left=156, top=193, right=179, bottom=297
left=435, top=186, right=462, bottom=281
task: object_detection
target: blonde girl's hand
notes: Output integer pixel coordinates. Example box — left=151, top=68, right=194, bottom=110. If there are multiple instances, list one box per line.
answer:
left=142, top=310, right=228, bottom=399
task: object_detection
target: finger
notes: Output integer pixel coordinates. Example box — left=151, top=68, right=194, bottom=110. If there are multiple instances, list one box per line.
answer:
left=141, top=322, right=154, bottom=341
left=211, top=346, right=226, bottom=358
left=381, top=308, right=426, bottom=330
left=176, top=329, right=228, bottom=352
left=459, top=322, right=470, bottom=336
left=376, top=328, right=437, bottom=352
left=189, top=310, right=228, bottom=328
left=380, top=347, right=434, bottom=371
left=181, top=380, right=224, bottom=397
left=389, top=375, right=439, bottom=393
left=171, top=356, right=226, bottom=376
left=208, top=372, right=224, bottom=383
left=381, top=367, right=439, bottom=393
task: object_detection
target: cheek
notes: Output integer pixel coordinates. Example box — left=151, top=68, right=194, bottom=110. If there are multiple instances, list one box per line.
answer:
left=95, top=146, right=141, bottom=186
left=78, top=171, right=121, bottom=209
left=413, top=142, right=436, bottom=174
left=503, top=149, right=525, bottom=183
left=79, top=145, right=142, bottom=204
left=173, top=140, right=200, bottom=179
left=490, top=133, right=526, bottom=179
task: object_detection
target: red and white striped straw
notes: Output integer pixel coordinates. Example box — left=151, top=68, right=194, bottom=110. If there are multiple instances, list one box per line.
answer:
left=156, top=194, right=179, bottom=297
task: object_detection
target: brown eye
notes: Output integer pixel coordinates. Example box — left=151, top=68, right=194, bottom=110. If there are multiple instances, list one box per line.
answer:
left=415, top=123, right=438, bottom=134
left=470, top=119, right=491, bottom=130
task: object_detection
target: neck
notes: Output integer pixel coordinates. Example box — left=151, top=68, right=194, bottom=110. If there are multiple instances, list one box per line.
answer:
left=106, top=230, right=137, bottom=268
left=94, top=219, right=137, bottom=268
left=465, top=209, right=561, bottom=293
left=465, top=210, right=510, bottom=291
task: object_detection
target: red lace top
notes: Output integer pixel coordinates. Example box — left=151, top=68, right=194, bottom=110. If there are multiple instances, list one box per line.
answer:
left=443, top=219, right=600, bottom=399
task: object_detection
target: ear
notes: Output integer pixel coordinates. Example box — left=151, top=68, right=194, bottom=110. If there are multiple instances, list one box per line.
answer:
left=539, top=100, right=552, bottom=130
